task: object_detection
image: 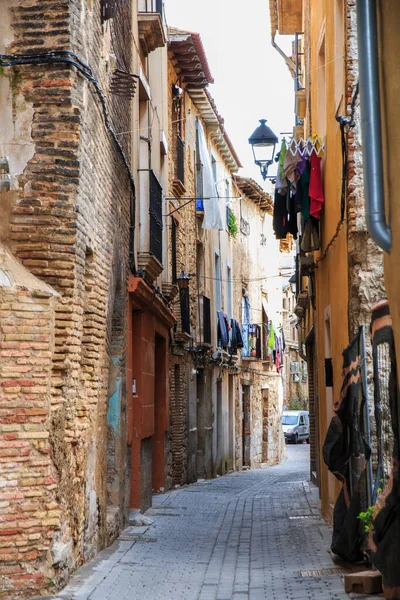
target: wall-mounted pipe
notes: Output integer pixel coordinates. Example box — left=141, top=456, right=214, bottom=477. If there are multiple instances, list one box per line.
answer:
left=356, top=0, right=391, bottom=253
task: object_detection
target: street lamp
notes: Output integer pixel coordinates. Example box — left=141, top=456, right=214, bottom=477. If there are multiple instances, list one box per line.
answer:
left=248, top=119, right=279, bottom=180
left=177, top=270, right=191, bottom=290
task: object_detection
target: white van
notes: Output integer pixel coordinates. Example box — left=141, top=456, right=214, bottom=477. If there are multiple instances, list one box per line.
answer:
left=281, top=410, right=310, bottom=444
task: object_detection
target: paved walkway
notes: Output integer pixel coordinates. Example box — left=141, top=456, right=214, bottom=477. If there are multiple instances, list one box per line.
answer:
left=48, top=446, right=366, bottom=600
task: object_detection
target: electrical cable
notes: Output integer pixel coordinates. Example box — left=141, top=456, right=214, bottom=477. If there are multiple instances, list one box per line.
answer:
left=0, top=49, right=137, bottom=273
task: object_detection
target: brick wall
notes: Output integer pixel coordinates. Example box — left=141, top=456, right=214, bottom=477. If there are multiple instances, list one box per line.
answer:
left=166, top=60, right=197, bottom=487
left=0, top=0, right=132, bottom=596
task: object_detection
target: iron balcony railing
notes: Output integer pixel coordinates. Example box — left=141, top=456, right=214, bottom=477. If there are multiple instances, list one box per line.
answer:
left=149, top=170, right=163, bottom=265
left=176, top=135, right=184, bottom=185
left=139, top=0, right=163, bottom=16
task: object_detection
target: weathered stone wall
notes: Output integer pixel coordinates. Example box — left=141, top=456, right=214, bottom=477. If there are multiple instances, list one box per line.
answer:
left=0, top=0, right=132, bottom=596
left=231, top=189, right=284, bottom=470
left=345, top=1, right=386, bottom=461
left=346, top=1, right=386, bottom=340
left=166, top=59, right=197, bottom=487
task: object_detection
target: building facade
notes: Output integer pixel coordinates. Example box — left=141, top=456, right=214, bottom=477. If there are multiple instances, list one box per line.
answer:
left=0, top=3, right=286, bottom=598
left=268, top=0, right=385, bottom=518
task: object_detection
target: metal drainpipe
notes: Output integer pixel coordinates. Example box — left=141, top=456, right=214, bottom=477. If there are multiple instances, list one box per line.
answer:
left=356, top=0, right=391, bottom=253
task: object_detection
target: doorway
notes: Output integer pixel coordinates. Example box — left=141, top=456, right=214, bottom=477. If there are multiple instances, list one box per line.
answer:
left=242, top=384, right=251, bottom=467
left=152, top=334, right=166, bottom=493
left=228, top=374, right=235, bottom=470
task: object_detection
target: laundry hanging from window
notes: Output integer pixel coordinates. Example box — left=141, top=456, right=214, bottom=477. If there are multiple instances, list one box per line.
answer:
left=272, top=137, right=324, bottom=250
left=196, top=120, right=223, bottom=230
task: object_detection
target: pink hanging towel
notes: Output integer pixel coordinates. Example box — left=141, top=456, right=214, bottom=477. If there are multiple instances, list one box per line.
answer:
left=309, top=153, right=324, bottom=219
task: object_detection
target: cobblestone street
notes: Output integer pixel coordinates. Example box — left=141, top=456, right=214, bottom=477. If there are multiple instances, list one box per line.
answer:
left=48, top=446, right=356, bottom=600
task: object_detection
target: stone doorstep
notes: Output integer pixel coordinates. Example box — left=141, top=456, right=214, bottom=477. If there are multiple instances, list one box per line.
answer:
left=344, top=570, right=383, bottom=595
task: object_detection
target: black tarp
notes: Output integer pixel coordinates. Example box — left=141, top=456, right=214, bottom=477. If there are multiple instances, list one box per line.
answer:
left=370, top=300, right=400, bottom=600
left=322, top=329, right=371, bottom=562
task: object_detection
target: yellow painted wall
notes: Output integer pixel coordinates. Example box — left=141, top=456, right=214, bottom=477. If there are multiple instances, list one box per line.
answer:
left=309, top=0, right=348, bottom=519
left=378, top=1, right=400, bottom=381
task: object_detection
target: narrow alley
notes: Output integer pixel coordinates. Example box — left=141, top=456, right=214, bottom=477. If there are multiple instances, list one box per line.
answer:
left=48, top=447, right=357, bottom=600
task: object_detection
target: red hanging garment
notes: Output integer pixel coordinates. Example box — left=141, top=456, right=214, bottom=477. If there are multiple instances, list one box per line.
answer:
left=309, top=153, right=324, bottom=219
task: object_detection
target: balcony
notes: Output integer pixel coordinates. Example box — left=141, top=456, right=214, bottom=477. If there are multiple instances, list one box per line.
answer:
left=138, top=0, right=166, bottom=57
left=137, top=170, right=163, bottom=283
left=172, top=135, right=186, bottom=197
left=276, top=0, right=303, bottom=35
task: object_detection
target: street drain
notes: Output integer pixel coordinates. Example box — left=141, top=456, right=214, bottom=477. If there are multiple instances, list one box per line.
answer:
left=300, top=568, right=344, bottom=577
left=288, top=515, right=316, bottom=519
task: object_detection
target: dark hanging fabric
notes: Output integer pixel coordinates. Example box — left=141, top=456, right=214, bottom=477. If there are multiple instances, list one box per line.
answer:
left=217, top=311, right=229, bottom=347
left=280, top=327, right=286, bottom=353
left=299, top=159, right=311, bottom=220
left=288, top=193, right=298, bottom=239
left=234, top=320, right=244, bottom=349
left=322, top=329, right=371, bottom=562
left=369, top=300, right=400, bottom=599
left=309, top=153, right=324, bottom=219
left=255, top=325, right=261, bottom=358
left=301, top=217, right=320, bottom=252
left=230, top=319, right=244, bottom=350
left=273, top=189, right=289, bottom=239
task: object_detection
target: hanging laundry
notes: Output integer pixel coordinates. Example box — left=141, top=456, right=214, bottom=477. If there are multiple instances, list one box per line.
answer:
left=283, top=147, right=302, bottom=185
left=278, top=139, right=287, bottom=180
left=217, top=311, right=229, bottom=347
left=268, top=321, right=275, bottom=351
left=295, top=159, right=311, bottom=220
left=275, top=164, right=288, bottom=196
left=230, top=319, right=244, bottom=350
left=309, top=153, right=324, bottom=219
left=273, top=190, right=289, bottom=239
left=288, top=193, right=298, bottom=240
left=301, top=217, right=320, bottom=252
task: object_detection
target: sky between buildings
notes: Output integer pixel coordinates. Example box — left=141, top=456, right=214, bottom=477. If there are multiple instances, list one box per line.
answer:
left=164, top=0, right=295, bottom=189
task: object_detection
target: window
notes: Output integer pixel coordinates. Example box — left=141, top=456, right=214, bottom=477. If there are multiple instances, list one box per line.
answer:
left=203, top=296, right=211, bottom=344
left=171, top=218, right=177, bottom=283
left=317, top=27, right=326, bottom=135
left=180, top=287, right=190, bottom=334
left=149, top=170, right=163, bottom=264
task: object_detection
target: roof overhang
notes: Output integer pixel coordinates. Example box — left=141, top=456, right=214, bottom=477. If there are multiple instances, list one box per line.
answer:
left=269, top=0, right=303, bottom=36
left=168, top=28, right=214, bottom=88
left=233, top=175, right=273, bottom=214
left=189, top=87, right=242, bottom=172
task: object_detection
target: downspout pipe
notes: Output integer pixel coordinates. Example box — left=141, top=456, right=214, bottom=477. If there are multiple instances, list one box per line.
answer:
left=356, top=0, right=391, bottom=253
left=271, top=36, right=296, bottom=77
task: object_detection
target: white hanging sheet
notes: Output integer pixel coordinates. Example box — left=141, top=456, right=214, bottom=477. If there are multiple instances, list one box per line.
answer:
left=197, top=121, right=223, bottom=230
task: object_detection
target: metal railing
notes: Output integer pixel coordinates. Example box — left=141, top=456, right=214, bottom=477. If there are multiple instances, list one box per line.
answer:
left=139, top=0, right=163, bottom=15
left=149, top=170, right=163, bottom=264
left=176, top=135, right=184, bottom=185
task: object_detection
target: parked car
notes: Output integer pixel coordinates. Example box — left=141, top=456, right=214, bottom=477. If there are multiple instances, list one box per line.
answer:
left=281, top=410, right=310, bottom=444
